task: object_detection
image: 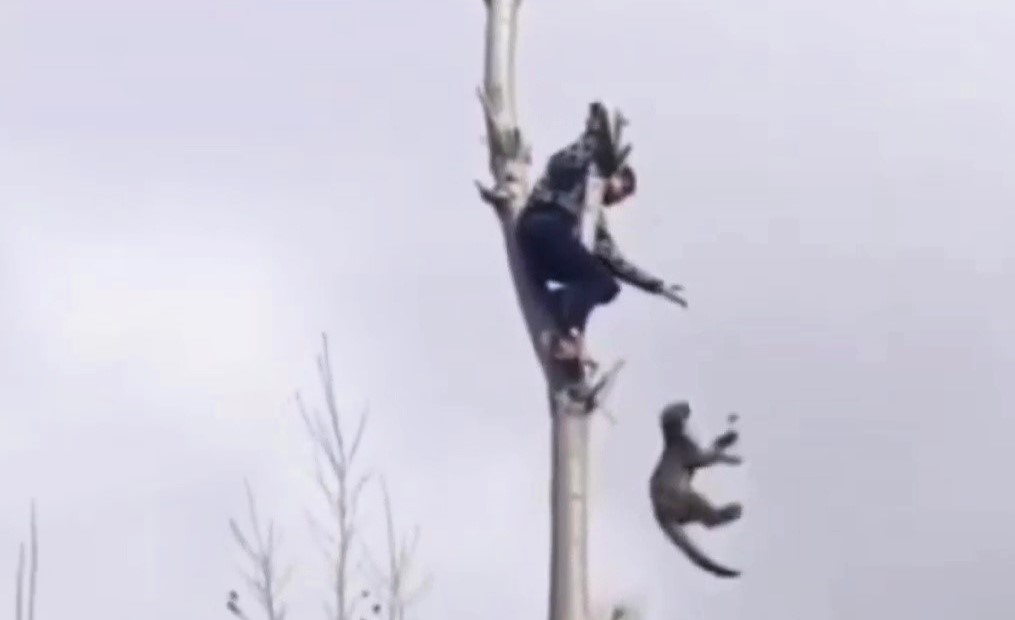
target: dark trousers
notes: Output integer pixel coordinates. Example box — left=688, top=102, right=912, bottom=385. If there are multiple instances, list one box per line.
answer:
left=516, top=203, right=620, bottom=334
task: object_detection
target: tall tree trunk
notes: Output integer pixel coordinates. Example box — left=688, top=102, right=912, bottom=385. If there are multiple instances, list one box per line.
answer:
left=475, top=3, right=609, bottom=620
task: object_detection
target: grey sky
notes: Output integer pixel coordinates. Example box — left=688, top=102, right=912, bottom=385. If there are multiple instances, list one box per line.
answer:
left=2, top=0, right=1013, bottom=618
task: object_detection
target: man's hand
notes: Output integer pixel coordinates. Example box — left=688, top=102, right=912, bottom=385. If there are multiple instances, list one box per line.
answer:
left=656, top=282, right=688, bottom=308
left=718, top=453, right=743, bottom=466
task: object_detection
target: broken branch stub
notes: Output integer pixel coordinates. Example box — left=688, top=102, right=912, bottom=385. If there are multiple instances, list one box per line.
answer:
left=477, top=0, right=529, bottom=221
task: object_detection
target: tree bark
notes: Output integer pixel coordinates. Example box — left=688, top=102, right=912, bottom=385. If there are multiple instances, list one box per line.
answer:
left=476, top=3, right=608, bottom=620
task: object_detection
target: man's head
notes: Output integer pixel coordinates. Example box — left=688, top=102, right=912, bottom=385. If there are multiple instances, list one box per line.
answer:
left=603, top=165, right=636, bottom=206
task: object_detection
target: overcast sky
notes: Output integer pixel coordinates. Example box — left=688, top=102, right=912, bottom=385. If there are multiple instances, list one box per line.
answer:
left=2, top=0, right=1014, bottom=618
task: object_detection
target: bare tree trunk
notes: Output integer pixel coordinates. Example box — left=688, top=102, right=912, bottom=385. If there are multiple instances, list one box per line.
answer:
left=475, top=4, right=613, bottom=620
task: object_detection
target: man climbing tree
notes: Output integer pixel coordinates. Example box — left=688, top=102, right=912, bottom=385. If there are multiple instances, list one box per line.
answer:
left=515, top=102, right=689, bottom=370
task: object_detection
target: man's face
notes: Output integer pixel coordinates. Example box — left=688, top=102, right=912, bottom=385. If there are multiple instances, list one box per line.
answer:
left=603, top=173, right=633, bottom=206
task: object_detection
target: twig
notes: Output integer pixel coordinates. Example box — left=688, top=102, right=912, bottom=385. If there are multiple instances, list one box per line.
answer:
left=376, top=478, right=429, bottom=620
left=15, top=543, right=24, bottom=620
left=28, top=502, right=37, bottom=620
left=228, top=482, right=289, bottom=620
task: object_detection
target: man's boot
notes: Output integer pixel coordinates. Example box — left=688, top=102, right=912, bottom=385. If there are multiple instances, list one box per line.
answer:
left=540, top=328, right=598, bottom=376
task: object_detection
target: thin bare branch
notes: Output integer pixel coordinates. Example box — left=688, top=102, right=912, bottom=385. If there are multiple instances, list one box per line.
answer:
left=317, top=335, right=347, bottom=467
left=228, top=484, right=289, bottom=620
left=313, top=465, right=339, bottom=518
left=27, top=502, right=36, bottom=620
left=276, top=565, right=295, bottom=595
left=356, top=536, right=388, bottom=594
left=244, top=480, right=267, bottom=551
left=395, top=525, right=423, bottom=581
left=14, top=501, right=37, bottom=620
left=229, top=519, right=259, bottom=562
left=381, top=480, right=398, bottom=620
left=372, top=478, right=427, bottom=620
left=266, top=521, right=278, bottom=557
left=15, top=542, right=24, bottom=620
left=300, top=395, right=345, bottom=491
left=305, top=510, right=339, bottom=554
left=348, top=472, right=374, bottom=521
left=243, top=573, right=264, bottom=596
left=400, top=572, right=433, bottom=610
left=347, top=406, right=370, bottom=466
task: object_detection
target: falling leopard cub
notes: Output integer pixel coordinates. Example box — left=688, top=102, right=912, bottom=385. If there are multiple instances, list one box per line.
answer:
left=649, top=401, right=743, bottom=578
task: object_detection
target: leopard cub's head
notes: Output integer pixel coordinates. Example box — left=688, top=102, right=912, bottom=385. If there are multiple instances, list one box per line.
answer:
left=660, top=401, right=691, bottom=435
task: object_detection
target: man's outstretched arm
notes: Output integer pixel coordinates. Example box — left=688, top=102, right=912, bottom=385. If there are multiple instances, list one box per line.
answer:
left=593, top=216, right=688, bottom=306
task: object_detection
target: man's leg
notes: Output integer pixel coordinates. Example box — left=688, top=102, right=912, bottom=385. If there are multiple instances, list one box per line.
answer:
left=518, top=210, right=578, bottom=361
left=516, top=208, right=620, bottom=360
left=518, top=209, right=566, bottom=328
left=555, top=259, right=619, bottom=334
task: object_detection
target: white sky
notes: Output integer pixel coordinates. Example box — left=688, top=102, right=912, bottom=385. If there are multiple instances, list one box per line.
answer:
left=2, top=0, right=1014, bottom=618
